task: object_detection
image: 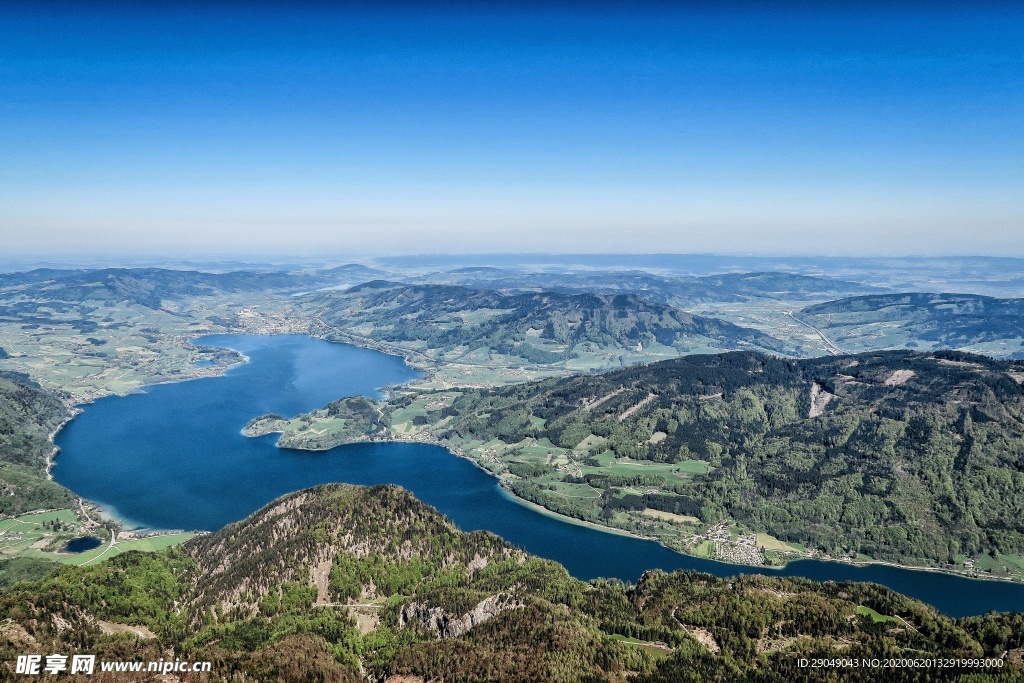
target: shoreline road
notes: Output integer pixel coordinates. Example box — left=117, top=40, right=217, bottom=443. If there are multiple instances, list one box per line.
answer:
left=785, top=312, right=843, bottom=355
left=80, top=529, right=116, bottom=566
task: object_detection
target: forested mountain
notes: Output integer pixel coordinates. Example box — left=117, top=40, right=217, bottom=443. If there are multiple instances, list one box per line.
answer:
left=0, top=372, right=75, bottom=516
left=0, top=269, right=90, bottom=286
left=301, top=281, right=799, bottom=363
left=694, top=272, right=879, bottom=299
left=2, top=484, right=1020, bottom=682
left=315, top=264, right=390, bottom=281
left=800, top=293, right=1024, bottom=358
left=401, top=350, right=1024, bottom=570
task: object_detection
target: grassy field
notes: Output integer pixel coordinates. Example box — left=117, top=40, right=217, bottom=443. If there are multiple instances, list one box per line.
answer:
left=969, top=551, right=1024, bottom=577
left=427, top=423, right=736, bottom=559
left=59, top=533, right=197, bottom=566
left=0, top=293, right=257, bottom=403
left=389, top=392, right=462, bottom=434
left=607, top=634, right=673, bottom=660
left=855, top=605, right=899, bottom=624
left=0, top=507, right=194, bottom=570
left=0, top=509, right=83, bottom=557
left=756, top=533, right=803, bottom=553
left=691, top=540, right=716, bottom=558
left=688, top=299, right=833, bottom=356
left=643, top=509, right=700, bottom=525
left=115, top=533, right=196, bottom=553
left=0, top=509, right=77, bottom=533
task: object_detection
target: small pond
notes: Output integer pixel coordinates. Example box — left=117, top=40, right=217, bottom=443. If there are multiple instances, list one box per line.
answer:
left=63, top=536, right=103, bottom=553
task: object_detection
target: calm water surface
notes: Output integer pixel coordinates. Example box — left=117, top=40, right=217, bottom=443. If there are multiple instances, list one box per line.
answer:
left=63, top=537, right=103, bottom=553
left=52, top=334, right=1024, bottom=617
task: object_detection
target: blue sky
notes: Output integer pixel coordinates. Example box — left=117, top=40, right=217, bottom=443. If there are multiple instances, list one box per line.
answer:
left=1, top=3, right=1022, bottom=257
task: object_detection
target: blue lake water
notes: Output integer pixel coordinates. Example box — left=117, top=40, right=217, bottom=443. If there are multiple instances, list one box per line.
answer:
left=63, top=536, right=103, bottom=553
left=52, top=334, right=1024, bottom=617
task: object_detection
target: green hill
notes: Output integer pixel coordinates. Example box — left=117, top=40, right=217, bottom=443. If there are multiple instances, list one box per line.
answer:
left=301, top=281, right=800, bottom=367
left=800, top=293, right=1024, bottom=358
left=1, top=483, right=1020, bottom=682
left=374, top=350, right=1024, bottom=574
left=694, top=271, right=880, bottom=299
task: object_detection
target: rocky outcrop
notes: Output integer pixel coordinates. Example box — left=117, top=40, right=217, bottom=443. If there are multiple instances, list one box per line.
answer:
left=399, top=593, right=522, bottom=639
left=808, top=382, right=835, bottom=418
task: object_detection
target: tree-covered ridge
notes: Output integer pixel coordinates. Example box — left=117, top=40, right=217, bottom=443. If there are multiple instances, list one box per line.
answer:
left=242, top=396, right=387, bottom=450
left=0, top=267, right=353, bottom=313
left=396, top=350, right=1024, bottom=573
left=801, top=293, right=1024, bottom=358
left=0, top=372, right=76, bottom=516
left=183, top=484, right=521, bottom=620
left=1, top=484, right=1021, bottom=682
left=301, top=281, right=800, bottom=364
left=412, top=269, right=881, bottom=306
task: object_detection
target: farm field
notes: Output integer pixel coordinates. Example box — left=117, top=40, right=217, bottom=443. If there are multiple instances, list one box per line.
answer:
left=0, top=508, right=194, bottom=569
left=58, top=532, right=197, bottom=567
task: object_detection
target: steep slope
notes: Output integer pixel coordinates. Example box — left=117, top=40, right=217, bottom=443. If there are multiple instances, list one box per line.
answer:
left=182, top=484, right=519, bottom=622
left=1, top=484, right=1020, bottom=682
left=0, top=372, right=74, bottom=516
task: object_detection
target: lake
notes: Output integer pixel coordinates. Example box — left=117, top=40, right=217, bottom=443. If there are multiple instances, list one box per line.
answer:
left=52, top=334, right=1024, bottom=617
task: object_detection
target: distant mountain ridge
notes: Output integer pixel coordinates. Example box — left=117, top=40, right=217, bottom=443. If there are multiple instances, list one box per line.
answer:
left=300, top=281, right=801, bottom=363
left=0, top=265, right=387, bottom=311
left=801, top=292, right=1024, bottom=358
left=0, top=268, right=324, bottom=309
left=415, top=269, right=882, bottom=306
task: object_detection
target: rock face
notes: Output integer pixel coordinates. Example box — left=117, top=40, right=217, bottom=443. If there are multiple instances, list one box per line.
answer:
left=808, top=381, right=835, bottom=418
left=399, top=593, right=523, bottom=639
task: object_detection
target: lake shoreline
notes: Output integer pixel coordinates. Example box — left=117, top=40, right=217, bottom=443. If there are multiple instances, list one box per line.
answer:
left=48, top=333, right=1024, bottom=616
left=46, top=337, right=252, bottom=480
left=310, top=428, right=1024, bottom=588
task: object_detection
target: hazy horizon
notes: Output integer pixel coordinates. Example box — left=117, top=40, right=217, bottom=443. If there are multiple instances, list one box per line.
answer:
left=4, top=251, right=1024, bottom=272
left=3, top=3, right=1022, bottom=257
